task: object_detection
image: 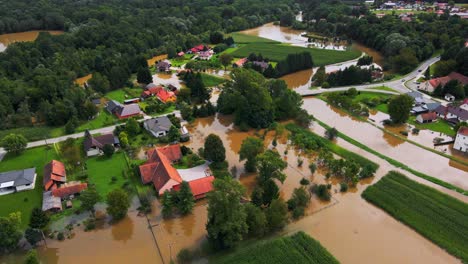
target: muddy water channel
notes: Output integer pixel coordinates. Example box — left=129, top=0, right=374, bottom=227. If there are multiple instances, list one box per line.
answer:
left=0, top=30, right=64, bottom=52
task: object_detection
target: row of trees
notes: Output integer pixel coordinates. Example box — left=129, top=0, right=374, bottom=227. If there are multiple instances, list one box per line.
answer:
left=324, top=65, right=372, bottom=87
left=217, top=68, right=311, bottom=129
left=433, top=80, right=468, bottom=99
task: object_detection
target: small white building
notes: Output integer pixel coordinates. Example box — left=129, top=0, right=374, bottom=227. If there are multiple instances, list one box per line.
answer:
left=0, top=168, right=36, bottom=195
left=454, top=127, right=468, bottom=152
left=445, top=93, right=455, bottom=102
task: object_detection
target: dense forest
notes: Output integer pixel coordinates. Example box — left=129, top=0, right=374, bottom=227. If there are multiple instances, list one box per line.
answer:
left=297, top=0, right=468, bottom=75
left=0, top=0, right=298, bottom=129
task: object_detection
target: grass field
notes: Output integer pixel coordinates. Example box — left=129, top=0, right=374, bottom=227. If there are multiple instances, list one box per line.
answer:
left=0, top=146, right=59, bottom=229
left=408, top=117, right=455, bottom=137
left=0, top=126, right=63, bottom=142
left=105, top=88, right=143, bottom=103
left=229, top=32, right=280, bottom=44
left=214, top=232, right=339, bottom=264
left=201, top=73, right=226, bottom=87
left=76, top=110, right=118, bottom=132
left=230, top=43, right=361, bottom=66
left=362, top=171, right=468, bottom=262
left=86, top=152, right=130, bottom=198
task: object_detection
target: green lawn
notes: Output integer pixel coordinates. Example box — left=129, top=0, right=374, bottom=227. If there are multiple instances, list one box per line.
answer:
left=105, top=88, right=143, bottom=103
left=0, top=126, right=64, bottom=142
left=230, top=43, right=361, bottom=66
left=362, top=171, right=468, bottom=263
left=375, top=104, right=389, bottom=113
left=201, top=73, right=226, bottom=87
left=76, top=110, right=118, bottom=132
left=86, top=152, right=131, bottom=198
left=0, top=146, right=59, bottom=229
left=408, top=117, right=455, bottom=137
left=213, top=232, right=339, bottom=264
left=229, top=32, right=280, bottom=44
left=170, top=54, right=194, bottom=67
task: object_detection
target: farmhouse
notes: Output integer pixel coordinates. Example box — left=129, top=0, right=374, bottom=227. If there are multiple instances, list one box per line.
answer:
left=43, top=160, right=66, bottom=191
left=454, top=126, right=468, bottom=152
left=52, top=181, right=88, bottom=199
left=416, top=112, right=437, bottom=123
left=141, top=84, right=176, bottom=103
left=139, top=145, right=214, bottom=198
left=0, top=168, right=36, bottom=195
left=143, top=116, right=173, bottom=137
left=105, top=100, right=141, bottom=119
left=424, top=72, right=468, bottom=93
left=198, top=50, right=213, bottom=60
left=83, top=130, right=120, bottom=157
left=156, top=60, right=172, bottom=72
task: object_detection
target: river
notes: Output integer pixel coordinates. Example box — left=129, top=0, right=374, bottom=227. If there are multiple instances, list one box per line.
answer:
left=0, top=30, right=64, bottom=52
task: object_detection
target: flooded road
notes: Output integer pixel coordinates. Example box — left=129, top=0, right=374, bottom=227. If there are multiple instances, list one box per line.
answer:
left=303, top=98, right=468, bottom=189
left=0, top=30, right=64, bottom=52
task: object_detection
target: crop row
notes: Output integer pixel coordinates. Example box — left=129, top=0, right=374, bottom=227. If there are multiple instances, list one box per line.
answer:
left=362, top=171, right=468, bottom=262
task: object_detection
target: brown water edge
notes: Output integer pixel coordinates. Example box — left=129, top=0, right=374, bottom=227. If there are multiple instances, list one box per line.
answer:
left=74, top=74, right=92, bottom=86
left=279, top=68, right=314, bottom=90
left=352, top=42, right=385, bottom=69
left=0, top=30, right=64, bottom=52
left=147, top=54, right=168, bottom=67
left=303, top=98, right=468, bottom=188
left=152, top=72, right=186, bottom=89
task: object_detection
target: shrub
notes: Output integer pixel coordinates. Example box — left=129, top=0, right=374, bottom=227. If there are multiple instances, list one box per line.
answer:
left=311, top=184, right=331, bottom=201
left=177, top=248, right=193, bottom=264
left=57, top=232, right=65, bottom=241
left=340, top=182, right=348, bottom=192
left=300, top=178, right=310, bottom=186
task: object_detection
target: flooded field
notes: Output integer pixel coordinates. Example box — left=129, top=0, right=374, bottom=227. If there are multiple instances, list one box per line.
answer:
left=147, top=54, right=168, bottom=67
left=152, top=72, right=185, bottom=89
left=74, top=74, right=92, bottom=86
left=303, top=98, right=468, bottom=189
left=0, top=30, right=64, bottom=52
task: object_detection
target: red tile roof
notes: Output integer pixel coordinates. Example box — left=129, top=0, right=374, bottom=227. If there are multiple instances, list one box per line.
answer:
left=158, top=145, right=182, bottom=162
left=235, top=58, right=248, bottom=67
left=139, top=147, right=182, bottom=192
left=43, top=160, right=67, bottom=191
left=52, top=182, right=87, bottom=198
left=458, top=126, right=468, bottom=136
left=420, top=112, right=437, bottom=121
left=429, top=72, right=468, bottom=88
left=156, top=89, right=176, bottom=102
left=173, top=176, right=215, bottom=200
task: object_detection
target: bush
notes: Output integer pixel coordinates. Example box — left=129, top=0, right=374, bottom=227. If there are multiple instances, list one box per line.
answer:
left=300, top=178, right=310, bottom=186
left=57, top=232, right=65, bottom=241
left=340, top=182, right=348, bottom=192
left=84, top=218, right=96, bottom=231
left=311, top=184, right=331, bottom=201
left=292, top=206, right=305, bottom=219
left=177, top=248, right=193, bottom=264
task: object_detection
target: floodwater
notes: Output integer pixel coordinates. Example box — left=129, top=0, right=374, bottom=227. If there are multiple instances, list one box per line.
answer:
left=303, top=98, right=468, bottom=189
left=352, top=43, right=385, bottom=68
left=152, top=72, right=185, bottom=89
left=280, top=68, right=314, bottom=90
left=0, top=30, right=64, bottom=52
left=147, top=54, right=168, bottom=67
left=74, top=74, right=92, bottom=86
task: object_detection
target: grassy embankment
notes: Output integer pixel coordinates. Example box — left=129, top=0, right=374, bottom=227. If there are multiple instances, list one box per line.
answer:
left=362, top=171, right=468, bottom=262
left=286, top=123, right=379, bottom=172
left=213, top=231, right=339, bottom=264
left=315, top=119, right=468, bottom=195
left=0, top=146, right=59, bottom=229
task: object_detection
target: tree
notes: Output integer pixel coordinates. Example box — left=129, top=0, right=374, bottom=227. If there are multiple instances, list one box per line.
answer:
left=239, top=137, right=264, bottom=172
left=295, top=109, right=313, bottom=128
left=424, top=67, right=431, bottom=79
left=312, top=66, right=327, bottom=86
left=64, top=116, right=79, bottom=134
left=256, top=150, right=287, bottom=185
left=106, top=189, right=130, bottom=221
left=29, top=208, right=49, bottom=229
left=118, top=131, right=129, bottom=148
left=204, top=134, right=226, bottom=163
left=137, top=67, right=153, bottom=85
left=177, top=181, right=195, bottom=215
left=1, top=134, right=27, bottom=155
left=0, top=212, right=22, bottom=253
left=24, top=249, right=40, bottom=264
left=80, top=188, right=100, bottom=215
left=88, top=72, right=110, bottom=93
left=388, top=94, right=413, bottom=124
left=325, top=127, right=338, bottom=140
left=25, top=228, right=42, bottom=246
left=179, top=101, right=193, bottom=121
left=265, top=199, right=288, bottom=231
left=161, top=191, right=174, bottom=218
left=125, top=118, right=140, bottom=136
left=168, top=125, right=181, bottom=142
left=206, top=178, right=247, bottom=249
left=210, top=31, right=224, bottom=44
left=102, top=144, right=115, bottom=157
left=219, top=53, right=233, bottom=70
left=244, top=203, right=266, bottom=237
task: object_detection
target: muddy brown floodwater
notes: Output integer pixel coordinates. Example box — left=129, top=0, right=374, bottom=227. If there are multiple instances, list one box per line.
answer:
left=0, top=30, right=64, bottom=52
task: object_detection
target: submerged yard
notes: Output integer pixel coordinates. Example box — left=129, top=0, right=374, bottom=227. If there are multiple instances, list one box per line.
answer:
left=362, top=171, right=468, bottom=263
left=0, top=146, right=59, bottom=229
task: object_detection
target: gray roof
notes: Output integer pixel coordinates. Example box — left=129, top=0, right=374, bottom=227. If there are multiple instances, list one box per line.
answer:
left=144, top=116, right=172, bottom=133
left=406, top=91, right=423, bottom=99
left=426, top=102, right=441, bottom=111
left=117, top=103, right=141, bottom=116
left=0, top=168, right=36, bottom=186
left=42, top=191, right=62, bottom=211
left=106, top=100, right=122, bottom=113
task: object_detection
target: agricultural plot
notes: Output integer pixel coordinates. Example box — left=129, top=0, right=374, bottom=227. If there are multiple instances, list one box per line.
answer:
left=229, top=32, right=280, bottom=44
left=362, top=171, right=468, bottom=263
left=231, top=43, right=361, bottom=66
left=215, top=232, right=339, bottom=264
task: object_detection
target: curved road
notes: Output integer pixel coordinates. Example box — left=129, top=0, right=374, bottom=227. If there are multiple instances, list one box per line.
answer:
left=296, top=56, right=440, bottom=96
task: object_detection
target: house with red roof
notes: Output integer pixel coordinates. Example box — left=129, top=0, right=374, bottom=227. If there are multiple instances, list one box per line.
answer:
left=43, top=160, right=67, bottom=191
left=139, top=145, right=214, bottom=198
left=454, top=126, right=468, bottom=152
left=51, top=181, right=88, bottom=199
left=234, top=58, right=248, bottom=68
left=416, top=112, right=437, bottom=123
left=424, top=72, right=468, bottom=93
left=156, top=89, right=176, bottom=103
